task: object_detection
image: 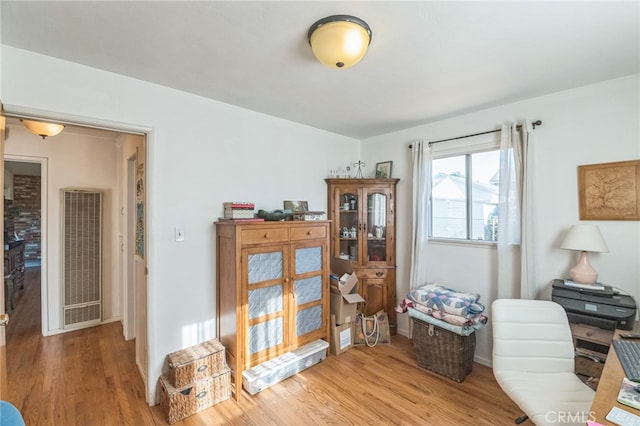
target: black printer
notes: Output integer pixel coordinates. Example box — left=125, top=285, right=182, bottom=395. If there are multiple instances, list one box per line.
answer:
left=551, top=279, right=637, bottom=330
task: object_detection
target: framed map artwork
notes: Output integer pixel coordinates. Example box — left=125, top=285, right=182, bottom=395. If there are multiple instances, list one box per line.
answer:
left=578, top=159, right=640, bottom=220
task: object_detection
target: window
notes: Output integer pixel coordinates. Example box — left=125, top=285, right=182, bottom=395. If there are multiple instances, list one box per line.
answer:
left=431, top=148, right=500, bottom=242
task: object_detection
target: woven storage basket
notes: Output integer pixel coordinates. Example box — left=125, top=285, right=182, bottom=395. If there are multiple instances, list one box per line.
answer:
left=167, top=338, right=226, bottom=388
left=159, top=367, right=231, bottom=424
left=411, top=317, right=476, bottom=383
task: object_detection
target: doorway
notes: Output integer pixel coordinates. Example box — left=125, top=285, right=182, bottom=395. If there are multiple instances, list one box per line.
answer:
left=2, top=115, right=150, bottom=402
left=3, top=157, right=45, bottom=337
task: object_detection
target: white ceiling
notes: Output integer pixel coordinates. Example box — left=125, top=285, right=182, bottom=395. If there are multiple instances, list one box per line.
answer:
left=1, top=1, right=638, bottom=139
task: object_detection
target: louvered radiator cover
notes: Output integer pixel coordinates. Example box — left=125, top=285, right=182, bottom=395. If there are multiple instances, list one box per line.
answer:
left=62, top=190, right=102, bottom=329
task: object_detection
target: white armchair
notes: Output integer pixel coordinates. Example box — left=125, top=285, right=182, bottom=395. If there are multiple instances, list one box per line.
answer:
left=491, top=299, right=595, bottom=426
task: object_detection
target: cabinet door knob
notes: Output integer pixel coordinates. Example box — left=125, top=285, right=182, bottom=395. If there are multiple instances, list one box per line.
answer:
left=263, top=233, right=269, bottom=239
left=586, top=330, right=594, bottom=337
left=376, top=271, right=383, bottom=277
left=307, top=231, right=312, bottom=235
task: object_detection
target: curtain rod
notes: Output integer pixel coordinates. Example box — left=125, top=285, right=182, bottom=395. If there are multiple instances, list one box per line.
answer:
left=408, top=120, right=542, bottom=149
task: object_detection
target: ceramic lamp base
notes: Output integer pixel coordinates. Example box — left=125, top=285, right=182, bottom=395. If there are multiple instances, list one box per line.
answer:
left=569, top=251, right=598, bottom=285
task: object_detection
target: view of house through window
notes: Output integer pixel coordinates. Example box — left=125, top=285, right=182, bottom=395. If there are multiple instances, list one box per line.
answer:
left=431, top=149, right=500, bottom=241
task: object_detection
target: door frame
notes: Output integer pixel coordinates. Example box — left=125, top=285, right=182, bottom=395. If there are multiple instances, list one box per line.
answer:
left=123, top=155, right=136, bottom=340
left=1, top=105, right=153, bottom=403
left=0, top=102, right=6, bottom=399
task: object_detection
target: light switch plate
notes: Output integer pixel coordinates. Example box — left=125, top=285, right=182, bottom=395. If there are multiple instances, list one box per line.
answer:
left=175, top=228, right=185, bottom=242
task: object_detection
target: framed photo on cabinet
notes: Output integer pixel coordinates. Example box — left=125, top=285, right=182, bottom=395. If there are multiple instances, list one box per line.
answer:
left=283, top=200, right=308, bottom=212
left=375, top=161, right=392, bottom=179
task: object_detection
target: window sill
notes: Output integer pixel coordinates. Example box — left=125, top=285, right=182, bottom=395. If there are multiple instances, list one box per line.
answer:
left=428, top=237, right=497, bottom=248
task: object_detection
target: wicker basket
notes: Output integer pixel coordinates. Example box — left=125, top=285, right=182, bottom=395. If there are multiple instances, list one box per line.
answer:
left=167, top=338, right=226, bottom=388
left=159, top=367, right=231, bottom=424
left=411, top=317, right=476, bottom=383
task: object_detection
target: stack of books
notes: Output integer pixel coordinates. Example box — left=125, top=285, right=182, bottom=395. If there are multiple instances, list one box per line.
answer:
left=219, top=202, right=263, bottom=223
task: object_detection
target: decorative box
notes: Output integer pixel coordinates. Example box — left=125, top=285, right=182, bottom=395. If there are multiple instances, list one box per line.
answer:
left=159, top=367, right=231, bottom=424
left=292, top=211, right=326, bottom=221
left=167, top=338, right=226, bottom=388
left=223, top=202, right=255, bottom=219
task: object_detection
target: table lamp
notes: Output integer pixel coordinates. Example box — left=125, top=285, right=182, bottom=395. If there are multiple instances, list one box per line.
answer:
left=560, top=224, right=609, bottom=285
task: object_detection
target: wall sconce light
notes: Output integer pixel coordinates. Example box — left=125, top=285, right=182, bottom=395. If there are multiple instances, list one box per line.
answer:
left=307, top=15, right=372, bottom=69
left=21, top=119, right=65, bottom=139
left=560, top=224, right=609, bottom=285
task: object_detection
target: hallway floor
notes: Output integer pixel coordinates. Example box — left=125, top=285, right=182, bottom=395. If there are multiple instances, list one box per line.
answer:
left=5, top=266, right=161, bottom=425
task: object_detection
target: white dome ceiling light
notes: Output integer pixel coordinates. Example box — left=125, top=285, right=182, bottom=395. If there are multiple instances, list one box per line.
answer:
left=21, top=119, right=65, bottom=139
left=307, top=15, right=372, bottom=69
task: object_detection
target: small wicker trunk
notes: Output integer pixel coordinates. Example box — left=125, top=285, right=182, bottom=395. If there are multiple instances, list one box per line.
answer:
left=159, top=367, right=231, bottom=424
left=167, top=338, right=226, bottom=388
left=411, top=317, right=476, bottom=383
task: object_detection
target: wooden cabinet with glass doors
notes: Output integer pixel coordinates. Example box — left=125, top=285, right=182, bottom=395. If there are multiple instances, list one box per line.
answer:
left=325, top=178, right=399, bottom=334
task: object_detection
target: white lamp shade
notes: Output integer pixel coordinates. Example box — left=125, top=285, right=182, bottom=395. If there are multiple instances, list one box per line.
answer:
left=308, top=16, right=371, bottom=69
left=560, top=224, right=609, bottom=253
left=21, top=119, right=65, bottom=139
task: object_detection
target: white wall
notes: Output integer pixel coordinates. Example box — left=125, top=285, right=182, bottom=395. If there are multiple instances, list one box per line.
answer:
left=5, top=124, right=120, bottom=331
left=0, top=46, right=359, bottom=403
left=361, top=74, right=640, bottom=365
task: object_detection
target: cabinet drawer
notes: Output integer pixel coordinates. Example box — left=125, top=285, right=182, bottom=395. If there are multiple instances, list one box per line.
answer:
left=241, top=228, right=288, bottom=245
left=575, top=354, right=604, bottom=378
left=290, top=226, right=327, bottom=241
left=570, top=323, right=614, bottom=346
left=356, top=269, right=388, bottom=279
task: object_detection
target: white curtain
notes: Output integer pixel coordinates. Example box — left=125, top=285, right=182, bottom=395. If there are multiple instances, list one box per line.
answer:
left=497, top=121, right=536, bottom=299
left=409, top=140, right=432, bottom=289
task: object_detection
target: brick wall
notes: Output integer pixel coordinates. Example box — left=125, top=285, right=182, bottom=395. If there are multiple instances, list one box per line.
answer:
left=12, top=175, right=41, bottom=262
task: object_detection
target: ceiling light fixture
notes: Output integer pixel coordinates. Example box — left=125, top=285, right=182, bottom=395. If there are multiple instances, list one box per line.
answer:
left=20, top=119, right=65, bottom=139
left=307, top=15, right=372, bottom=69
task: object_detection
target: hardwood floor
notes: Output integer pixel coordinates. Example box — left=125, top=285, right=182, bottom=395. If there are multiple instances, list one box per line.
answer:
left=5, top=268, right=522, bottom=425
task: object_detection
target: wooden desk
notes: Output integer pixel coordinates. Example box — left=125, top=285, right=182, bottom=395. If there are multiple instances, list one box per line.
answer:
left=590, top=327, right=640, bottom=424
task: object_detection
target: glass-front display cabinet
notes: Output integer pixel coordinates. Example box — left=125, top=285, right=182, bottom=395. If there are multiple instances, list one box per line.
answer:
left=325, top=178, right=399, bottom=334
